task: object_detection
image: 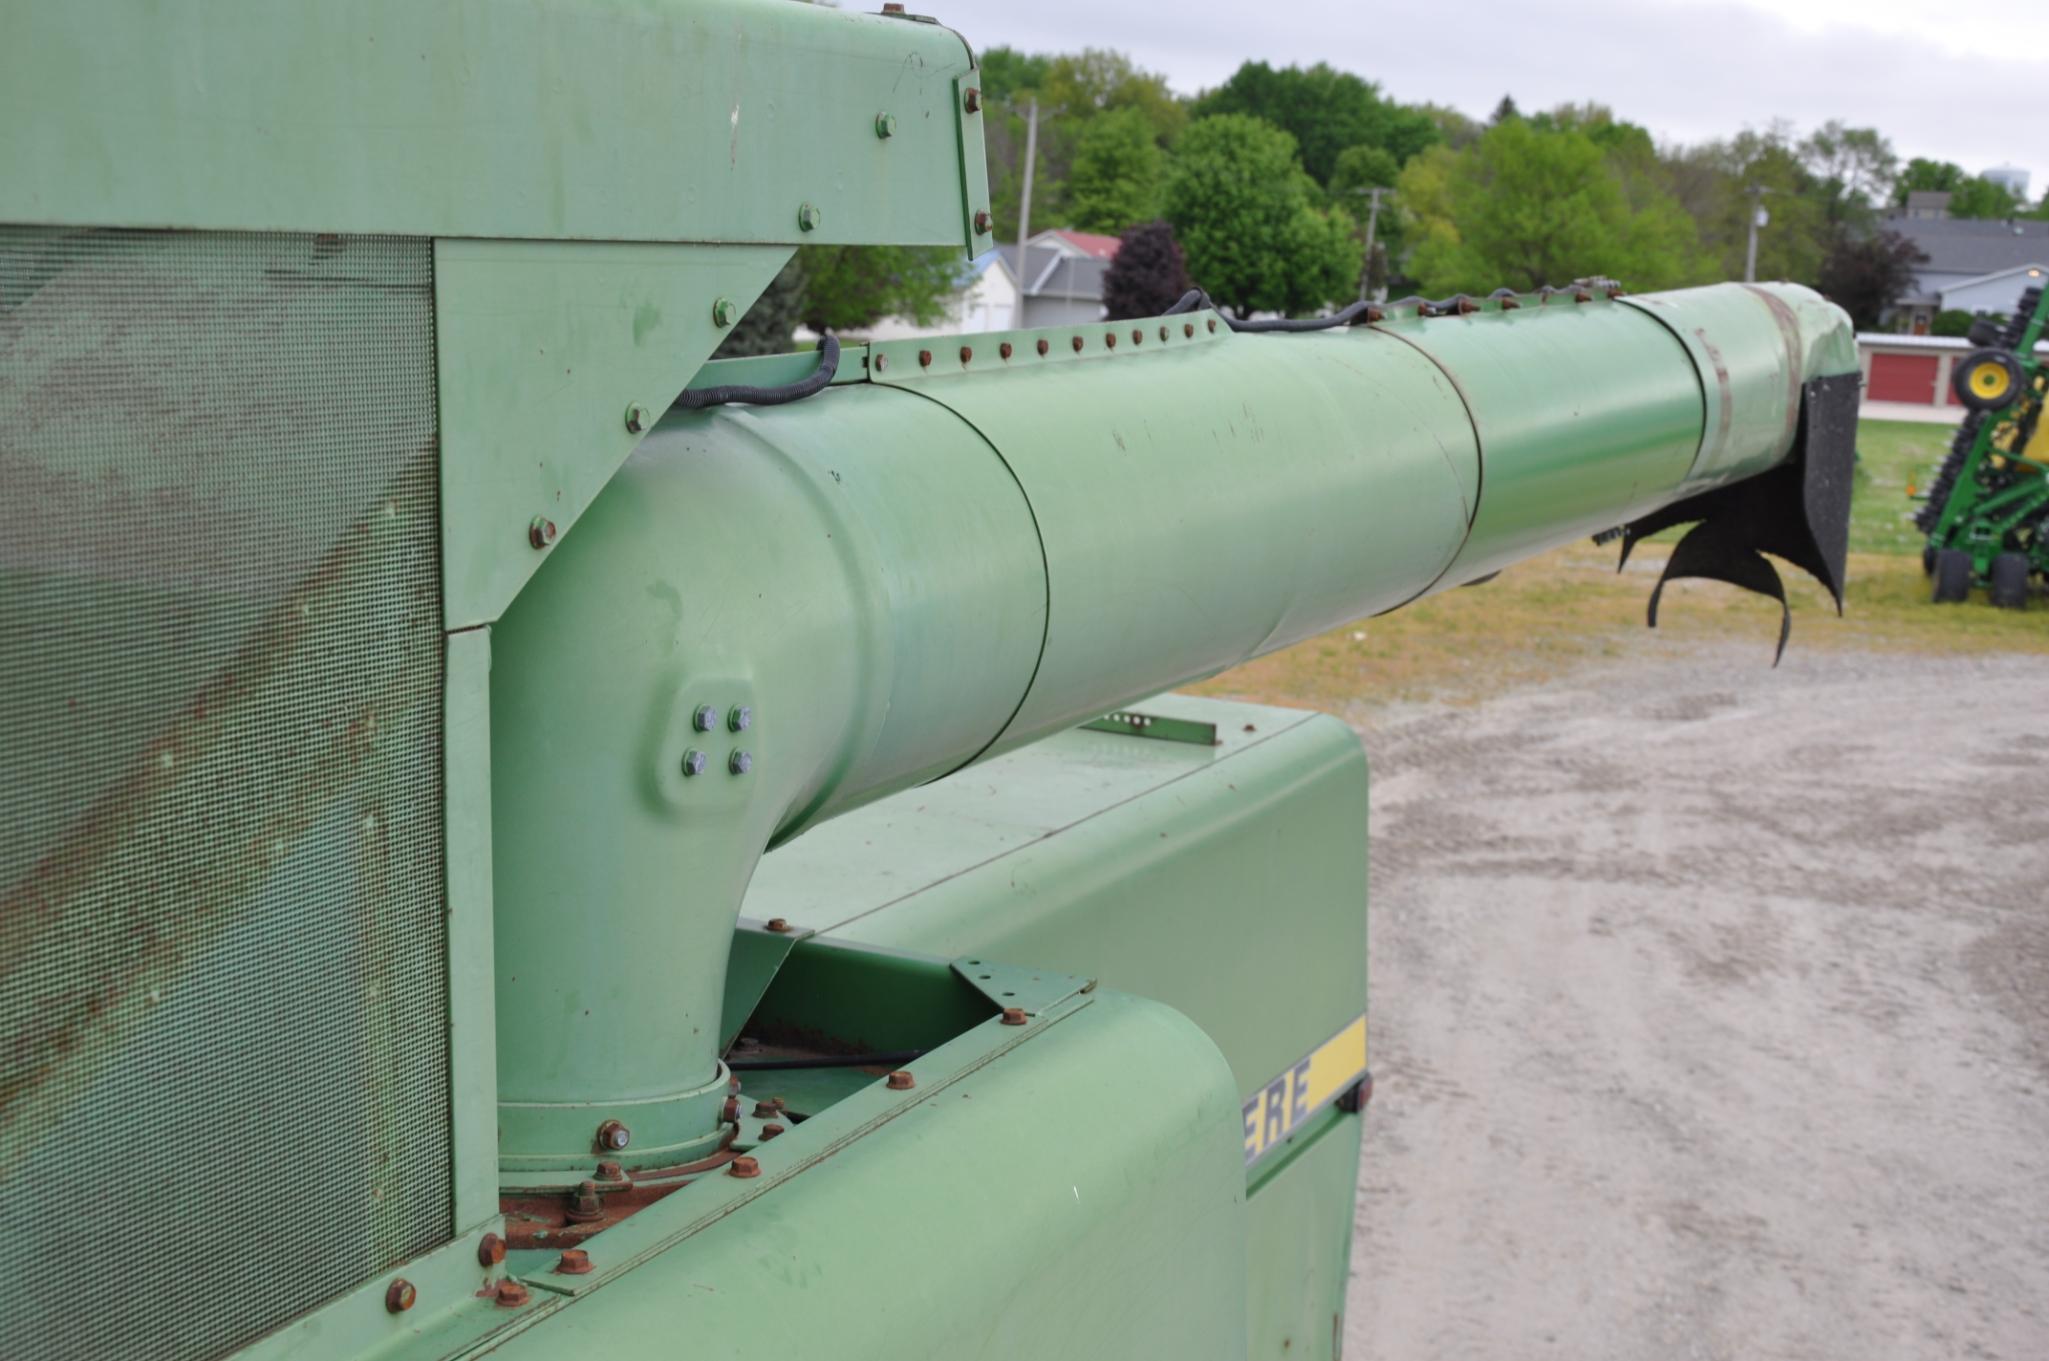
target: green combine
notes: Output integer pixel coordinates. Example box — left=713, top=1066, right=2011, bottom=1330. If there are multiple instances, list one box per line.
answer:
left=1918, top=281, right=2049, bottom=607
left=1, top=4, right=1859, bottom=1358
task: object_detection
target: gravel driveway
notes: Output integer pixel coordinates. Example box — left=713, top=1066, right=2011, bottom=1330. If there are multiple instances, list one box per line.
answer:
left=1345, top=645, right=2049, bottom=1361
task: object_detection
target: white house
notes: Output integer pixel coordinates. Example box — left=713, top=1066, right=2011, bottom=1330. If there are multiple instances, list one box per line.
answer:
left=857, top=228, right=1120, bottom=340
left=1884, top=210, right=2049, bottom=333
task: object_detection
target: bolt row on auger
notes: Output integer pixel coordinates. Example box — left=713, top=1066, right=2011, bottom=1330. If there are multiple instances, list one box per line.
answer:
left=1917, top=282, right=2049, bottom=608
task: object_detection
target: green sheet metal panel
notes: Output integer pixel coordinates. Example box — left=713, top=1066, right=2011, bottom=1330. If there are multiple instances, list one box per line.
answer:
left=1243, top=1110, right=1365, bottom=1360
left=480, top=990, right=1251, bottom=1361
left=0, top=0, right=985, bottom=250
left=744, top=693, right=1371, bottom=1115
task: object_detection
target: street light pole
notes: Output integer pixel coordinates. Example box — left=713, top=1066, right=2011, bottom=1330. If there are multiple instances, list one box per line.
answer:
left=1350, top=186, right=1388, bottom=302
left=1743, top=184, right=1769, bottom=284
left=1014, top=96, right=1040, bottom=329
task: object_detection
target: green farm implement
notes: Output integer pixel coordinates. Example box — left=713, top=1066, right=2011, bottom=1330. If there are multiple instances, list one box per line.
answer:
left=0, top=4, right=1857, bottom=1357
left=1917, top=282, right=2049, bottom=607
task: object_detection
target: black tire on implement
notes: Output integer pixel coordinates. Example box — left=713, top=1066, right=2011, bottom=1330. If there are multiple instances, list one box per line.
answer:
left=1933, top=548, right=1974, bottom=603
left=1989, top=551, right=2031, bottom=609
left=1922, top=544, right=1938, bottom=577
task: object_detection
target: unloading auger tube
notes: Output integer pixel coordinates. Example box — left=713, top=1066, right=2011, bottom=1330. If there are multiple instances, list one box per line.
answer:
left=489, top=280, right=1861, bottom=1180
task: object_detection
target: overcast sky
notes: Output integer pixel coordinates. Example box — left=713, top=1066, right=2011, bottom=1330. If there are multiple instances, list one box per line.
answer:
left=942, top=0, right=2048, bottom=204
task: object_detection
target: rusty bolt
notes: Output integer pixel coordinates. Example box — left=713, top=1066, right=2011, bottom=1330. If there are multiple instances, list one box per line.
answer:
left=556, top=1248, right=595, bottom=1276
left=918, top=349, right=932, bottom=368
left=595, top=1119, right=631, bottom=1152
left=596, top=1159, right=626, bottom=1182
left=886, top=1070, right=915, bottom=1090
left=1159, top=326, right=1169, bottom=342
left=528, top=516, right=558, bottom=550
left=765, top=916, right=791, bottom=934
left=1001, top=1006, right=1027, bottom=1025
left=753, top=1098, right=780, bottom=1117
left=385, top=1279, right=417, bottom=1314
left=624, top=402, right=652, bottom=434
left=1184, top=323, right=1195, bottom=338
left=973, top=210, right=992, bottom=235
left=711, top=296, right=738, bottom=328
left=1573, top=288, right=1592, bottom=303
left=1131, top=329, right=1142, bottom=345
left=874, top=111, right=897, bottom=139
left=1207, top=318, right=1216, bottom=332
left=1071, top=335, right=1084, bottom=352
left=963, top=87, right=981, bottom=113
left=761, top=1121, right=785, bottom=1139
left=873, top=352, right=889, bottom=373
left=494, top=1280, right=531, bottom=1310
left=681, top=748, right=708, bottom=777
left=798, top=202, right=822, bottom=232
left=478, top=1233, right=507, bottom=1267
left=729, top=1155, right=762, bottom=1179
left=1036, top=338, right=1050, bottom=356
left=881, top=1, right=905, bottom=10
left=1104, top=332, right=1116, bottom=349
left=728, top=749, right=753, bottom=776
left=960, top=345, right=974, bottom=364
left=566, top=1179, right=604, bottom=1224
left=721, top=1095, right=740, bottom=1123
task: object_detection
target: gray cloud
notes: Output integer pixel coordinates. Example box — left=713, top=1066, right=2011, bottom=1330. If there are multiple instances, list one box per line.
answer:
left=945, top=0, right=2049, bottom=204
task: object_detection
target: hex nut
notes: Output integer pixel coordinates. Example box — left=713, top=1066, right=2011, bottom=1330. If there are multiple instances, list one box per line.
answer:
left=1000, top=342, right=1014, bottom=360
left=596, top=1159, right=627, bottom=1182
left=528, top=516, right=558, bottom=550
left=729, top=1155, right=762, bottom=1179
left=478, top=1233, right=507, bottom=1267
left=385, top=1279, right=417, bottom=1314
left=692, top=704, right=719, bottom=733
left=556, top=1248, right=595, bottom=1276
left=712, top=296, right=738, bottom=327
left=753, top=1099, right=780, bottom=1117
left=624, top=402, right=652, bottom=434
left=1037, top=339, right=1050, bottom=356
left=761, top=1122, right=785, bottom=1139
left=960, top=345, right=974, bottom=364
left=765, top=916, right=791, bottom=934
left=1071, top=335, right=1084, bottom=352
left=798, top=202, right=822, bottom=232
left=875, top=111, right=897, bottom=139
left=721, top=1095, right=740, bottom=1123
left=728, top=705, right=752, bottom=733
left=494, top=1280, right=531, bottom=1310
left=886, top=1070, right=915, bottom=1090
left=595, top=1119, right=631, bottom=1152
left=729, top=749, right=753, bottom=776
left=973, top=210, right=992, bottom=234
left=963, top=87, right=981, bottom=113
left=874, top=353, right=890, bottom=372
left=918, top=349, right=932, bottom=367
left=681, top=748, right=709, bottom=777
left=1001, top=1007, right=1028, bottom=1026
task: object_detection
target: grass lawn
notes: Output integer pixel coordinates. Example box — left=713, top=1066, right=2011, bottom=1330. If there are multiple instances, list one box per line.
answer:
left=1191, top=417, right=2046, bottom=711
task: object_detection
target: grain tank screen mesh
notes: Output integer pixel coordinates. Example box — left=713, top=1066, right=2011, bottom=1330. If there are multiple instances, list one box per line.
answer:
left=0, top=229, right=450, bottom=1358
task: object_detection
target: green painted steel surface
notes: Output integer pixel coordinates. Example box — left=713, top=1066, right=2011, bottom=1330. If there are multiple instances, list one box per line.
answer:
left=481, top=990, right=1250, bottom=1361
left=488, top=386, right=1045, bottom=1176
left=1244, top=1107, right=1364, bottom=1359
left=746, top=693, right=1370, bottom=1113
left=435, top=239, right=793, bottom=628
left=0, top=0, right=985, bottom=249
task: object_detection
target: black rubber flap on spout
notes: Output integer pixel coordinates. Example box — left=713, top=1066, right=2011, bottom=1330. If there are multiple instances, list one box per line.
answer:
left=1614, top=370, right=1860, bottom=665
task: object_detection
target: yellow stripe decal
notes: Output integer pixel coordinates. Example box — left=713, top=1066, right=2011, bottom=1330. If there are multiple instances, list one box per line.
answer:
left=1241, top=1014, right=1367, bottom=1167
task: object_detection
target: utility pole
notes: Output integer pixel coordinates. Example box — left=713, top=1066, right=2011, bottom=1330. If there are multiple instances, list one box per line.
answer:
left=1349, top=186, right=1388, bottom=302
left=1014, top=96, right=1040, bottom=330
left=1743, top=184, right=1769, bottom=283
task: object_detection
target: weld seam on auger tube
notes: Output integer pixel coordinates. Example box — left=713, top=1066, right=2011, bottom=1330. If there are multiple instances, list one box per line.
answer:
left=675, top=333, right=841, bottom=410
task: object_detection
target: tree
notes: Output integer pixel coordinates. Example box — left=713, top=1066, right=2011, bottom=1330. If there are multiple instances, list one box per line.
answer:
left=1947, top=176, right=2023, bottom=220
left=1064, top=108, right=1165, bottom=234
left=1398, top=117, right=1705, bottom=295
left=792, top=245, right=963, bottom=335
left=1674, top=127, right=1830, bottom=284
left=1101, top=220, right=1194, bottom=319
left=1800, top=121, right=1897, bottom=228
left=1329, top=146, right=1406, bottom=290
left=1895, top=157, right=1968, bottom=201
left=1160, top=114, right=1360, bottom=316
left=1815, top=229, right=1926, bottom=329
left=1489, top=94, right=1520, bottom=125
left=1191, top=61, right=1437, bottom=187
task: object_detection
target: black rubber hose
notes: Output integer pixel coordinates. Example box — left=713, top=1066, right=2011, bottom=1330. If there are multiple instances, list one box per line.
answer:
left=675, top=333, right=841, bottom=410
left=1162, top=287, right=1374, bottom=331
